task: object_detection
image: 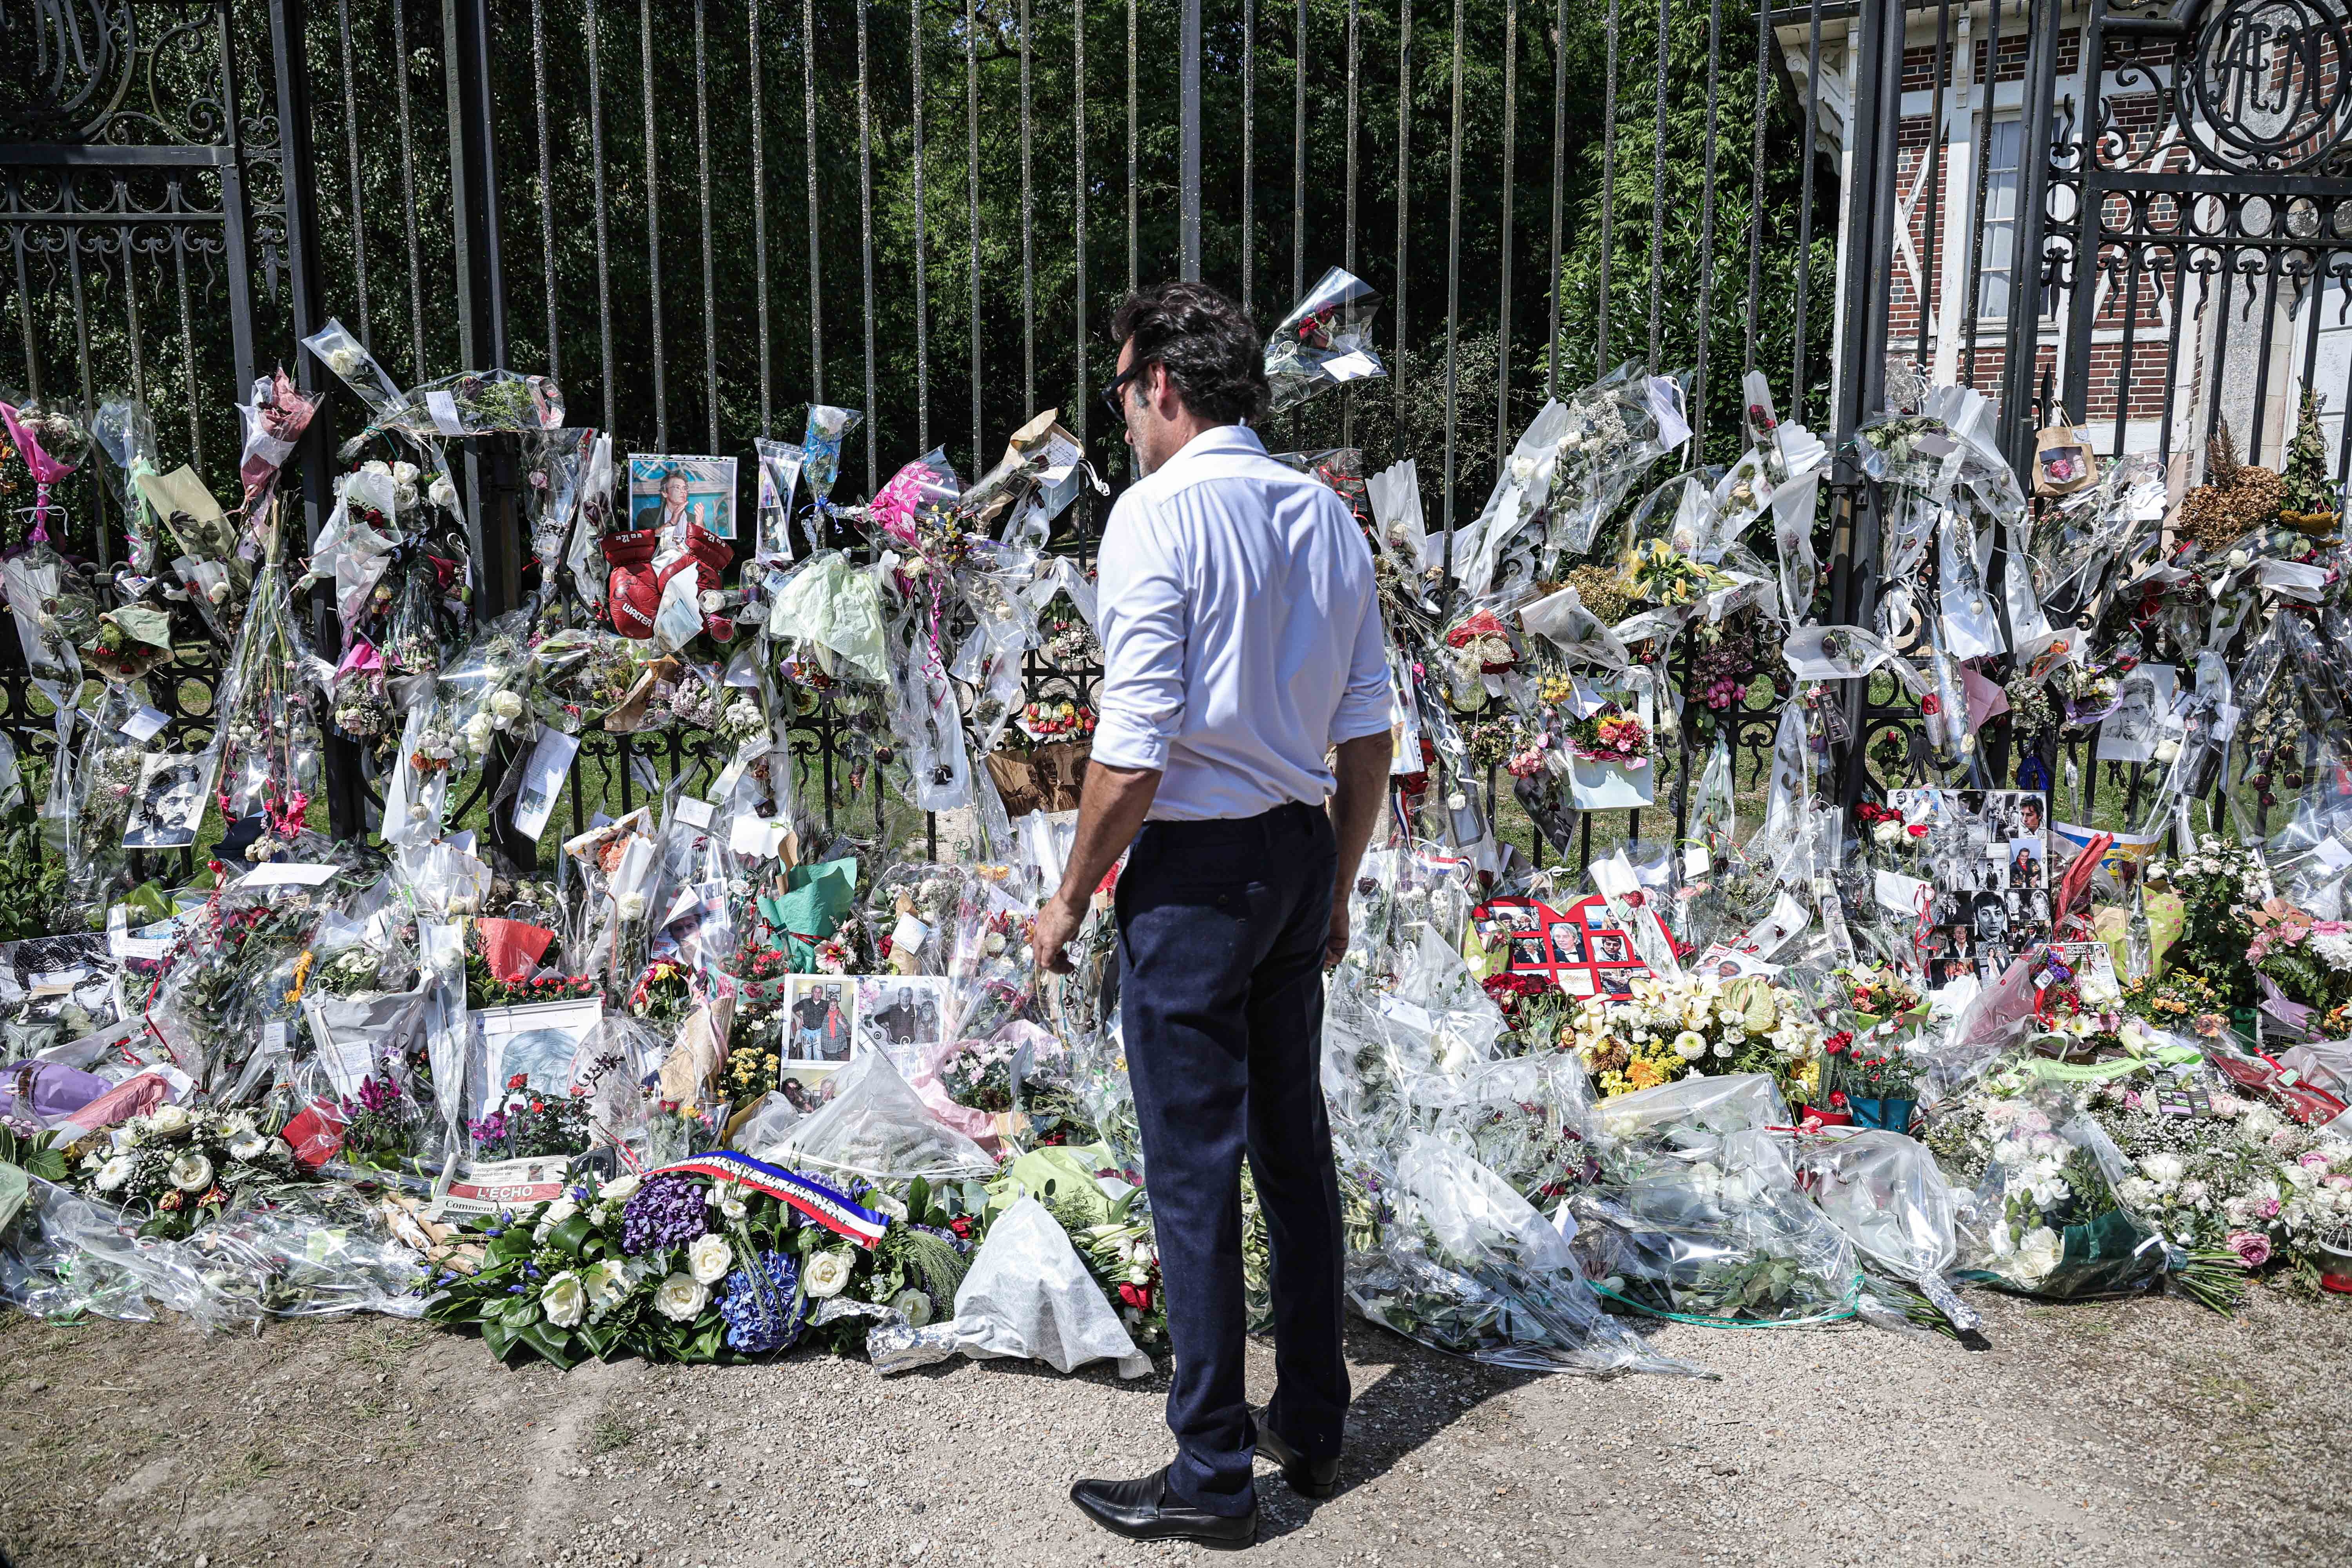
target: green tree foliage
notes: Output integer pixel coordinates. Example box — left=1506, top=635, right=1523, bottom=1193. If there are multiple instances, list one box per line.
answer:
left=15, top=0, right=1830, bottom=534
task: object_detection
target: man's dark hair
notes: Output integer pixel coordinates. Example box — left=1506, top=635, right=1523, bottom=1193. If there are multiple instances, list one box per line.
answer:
left=1111, top=281, right=1270, bottom=428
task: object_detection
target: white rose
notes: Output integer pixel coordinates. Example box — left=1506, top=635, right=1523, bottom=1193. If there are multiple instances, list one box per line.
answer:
left=2154, top=739, right=2180, bottom=765
left=534, top=1197, right=579, bottom=1241
left=2139, top=1153, right=2186, bottom=1188
left=866, top=1191, right=909, bottom=1221
left=169, top=1153, right=214, bottom=1193
left=94, top=1154, right=136, bottom=1192
left=148, top=1104, right=192, bottom=1137
left=582, top=1258, right=630, bottom=1316
left=488, top=690, right=524, bottom=721
left=541, top=1270, right=588, bottom=1329
left=428, top=474, right=459, bottom=510
left=2244, top=1105, right=2283, bottom=1140
left=804, top=1248, right=855, bottom=1299
left=462, top=714, right=494, bottom=753
left=618, top=892, right=648, bottom=921
left=328, top=345, right=365, bottom=376
left=891, top=1288, right=934, bottom=1329
left=698, top=590, right=726, bottom=615
left=718, top=1192, right=748, bottom=1223
left=688, top=1233, right=733, bottom=1285
left=654, top=1272, right=709, bottom=1321
left=599, top=1173, right=642, bottom=1204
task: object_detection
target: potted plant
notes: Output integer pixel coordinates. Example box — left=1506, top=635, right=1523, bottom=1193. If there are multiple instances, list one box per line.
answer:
left=1840, top=1047, right=1922, bottom=1132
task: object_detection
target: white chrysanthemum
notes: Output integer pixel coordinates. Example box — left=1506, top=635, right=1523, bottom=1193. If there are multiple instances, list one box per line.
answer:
left=2012, top=1226, right=2063, bottom=1283
left=1672, top=1031, right=1707, bottom=1062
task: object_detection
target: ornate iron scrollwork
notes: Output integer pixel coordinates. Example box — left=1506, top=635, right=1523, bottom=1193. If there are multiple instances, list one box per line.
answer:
left=4, top=0, right=240, bottom=147
left=2177, top=0, right=2352, bottom=175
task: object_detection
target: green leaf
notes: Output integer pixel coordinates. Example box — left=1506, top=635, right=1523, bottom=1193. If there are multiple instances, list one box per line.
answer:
left=517, top=1321, right=584, bottom=1371
left=487, top=1227, right=537, bottom=1265
left=907, top=1176, right=930, bottom=1217
left=483, top=1320, right=521, bottom=1363
left=547, top=1212, right=596, bottom=1259
left=496, top=1294, right=541, bottom=1331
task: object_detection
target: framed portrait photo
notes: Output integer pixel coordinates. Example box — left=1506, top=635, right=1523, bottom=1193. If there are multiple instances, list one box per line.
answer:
left=781, top=975, right=860, bottom=1065
left=472, top=996, right=606, bottom=1121
left=855, top=974, right=949, bottom=1074
left=628, top=453, right=739, bottom=541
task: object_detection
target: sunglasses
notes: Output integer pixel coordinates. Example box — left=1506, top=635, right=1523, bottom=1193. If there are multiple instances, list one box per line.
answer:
left=1099, top=358, right=1156, bottom=425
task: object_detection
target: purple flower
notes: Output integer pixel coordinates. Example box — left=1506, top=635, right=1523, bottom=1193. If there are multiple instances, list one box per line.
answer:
left=619, top=1172, right=710, bottom=1255
left=2226, top=1231, right=2273, bottom=1269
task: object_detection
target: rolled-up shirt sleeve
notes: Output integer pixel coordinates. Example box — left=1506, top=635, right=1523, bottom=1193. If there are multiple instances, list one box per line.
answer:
left=1328, top=567, right=1395, bottom=747
left=1092, top=497, right=1189, bottom=772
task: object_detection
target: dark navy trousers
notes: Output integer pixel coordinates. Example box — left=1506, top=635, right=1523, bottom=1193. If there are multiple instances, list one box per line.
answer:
left=1116, top=800, right=1350, bottom=1516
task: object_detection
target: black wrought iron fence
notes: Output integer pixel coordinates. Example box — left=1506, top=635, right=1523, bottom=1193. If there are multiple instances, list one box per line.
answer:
left=7, top=0, right=2347, bottom=882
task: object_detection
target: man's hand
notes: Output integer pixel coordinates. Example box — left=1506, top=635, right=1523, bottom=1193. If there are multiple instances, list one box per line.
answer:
left=1031, top=892, right=1086, bottom=975
left=1324, top=897, right=1350, bottom=970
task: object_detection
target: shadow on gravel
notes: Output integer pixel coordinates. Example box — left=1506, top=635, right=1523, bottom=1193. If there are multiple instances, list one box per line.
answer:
left=1254, top=1320, right=1537, bottom=1543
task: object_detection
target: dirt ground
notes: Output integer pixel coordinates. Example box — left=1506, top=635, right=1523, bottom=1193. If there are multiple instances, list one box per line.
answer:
left=1, top=1284, right=2345, bottom=1568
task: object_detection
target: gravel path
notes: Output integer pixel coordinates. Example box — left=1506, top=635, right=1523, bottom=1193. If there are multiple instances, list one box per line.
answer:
left=2, top=1286, right=2345, bottom=1568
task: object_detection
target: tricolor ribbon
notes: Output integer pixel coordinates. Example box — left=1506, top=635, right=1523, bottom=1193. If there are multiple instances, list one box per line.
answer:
left=647, top=1149, right=890, bottom=1249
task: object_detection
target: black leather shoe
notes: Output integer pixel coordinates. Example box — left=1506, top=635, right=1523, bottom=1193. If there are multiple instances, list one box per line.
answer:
left=1069, top=1467, right=1258, bottom=1549
left=1256, top=1421, right=1341, bottom=1498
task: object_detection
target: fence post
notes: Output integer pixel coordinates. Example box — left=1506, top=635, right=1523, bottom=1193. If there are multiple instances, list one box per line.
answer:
left=1998, top=0, right=2065, bottom=469
left=442, top=0, right=518, bottom=631
left=268, top=0, right=369, bottom=841
left=1180, top=0, right=1202, bottom=280
left=1827, top=0, right=1902, bottom=810
left=442, top=0, right=535, bottom=868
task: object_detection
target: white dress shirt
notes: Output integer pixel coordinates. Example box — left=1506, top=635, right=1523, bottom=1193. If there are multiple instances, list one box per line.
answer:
left=1092, top=424, right=1391, bottom=821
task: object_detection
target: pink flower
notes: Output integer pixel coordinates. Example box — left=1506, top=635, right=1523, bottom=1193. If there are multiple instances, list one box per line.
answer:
left=2258, top=1196, right=2281, bottom=1219
left=2303, top=1152, right=2332, bottom=1169
left=2226, top=1232, right=2272, bottom=1268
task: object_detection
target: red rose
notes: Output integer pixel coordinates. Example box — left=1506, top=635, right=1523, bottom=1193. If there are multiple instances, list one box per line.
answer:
left=1829, top=1090, right=1848, bottom=1108
left=508, top=1073, right=530, bottom=1089
left=1118, top=1283, right=1152, bottom=1312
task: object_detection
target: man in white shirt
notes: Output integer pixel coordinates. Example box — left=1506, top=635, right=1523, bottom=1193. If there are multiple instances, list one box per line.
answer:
left=1031, top=281, right=1393, bottom=1548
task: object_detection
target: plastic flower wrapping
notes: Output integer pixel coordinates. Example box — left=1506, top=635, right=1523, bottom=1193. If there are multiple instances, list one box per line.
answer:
left=2, top=330, right=2350, bottom=1401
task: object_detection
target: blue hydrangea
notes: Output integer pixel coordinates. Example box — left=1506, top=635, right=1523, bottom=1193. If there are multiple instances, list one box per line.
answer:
left=717, top=1249, right=804, bottom=1354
